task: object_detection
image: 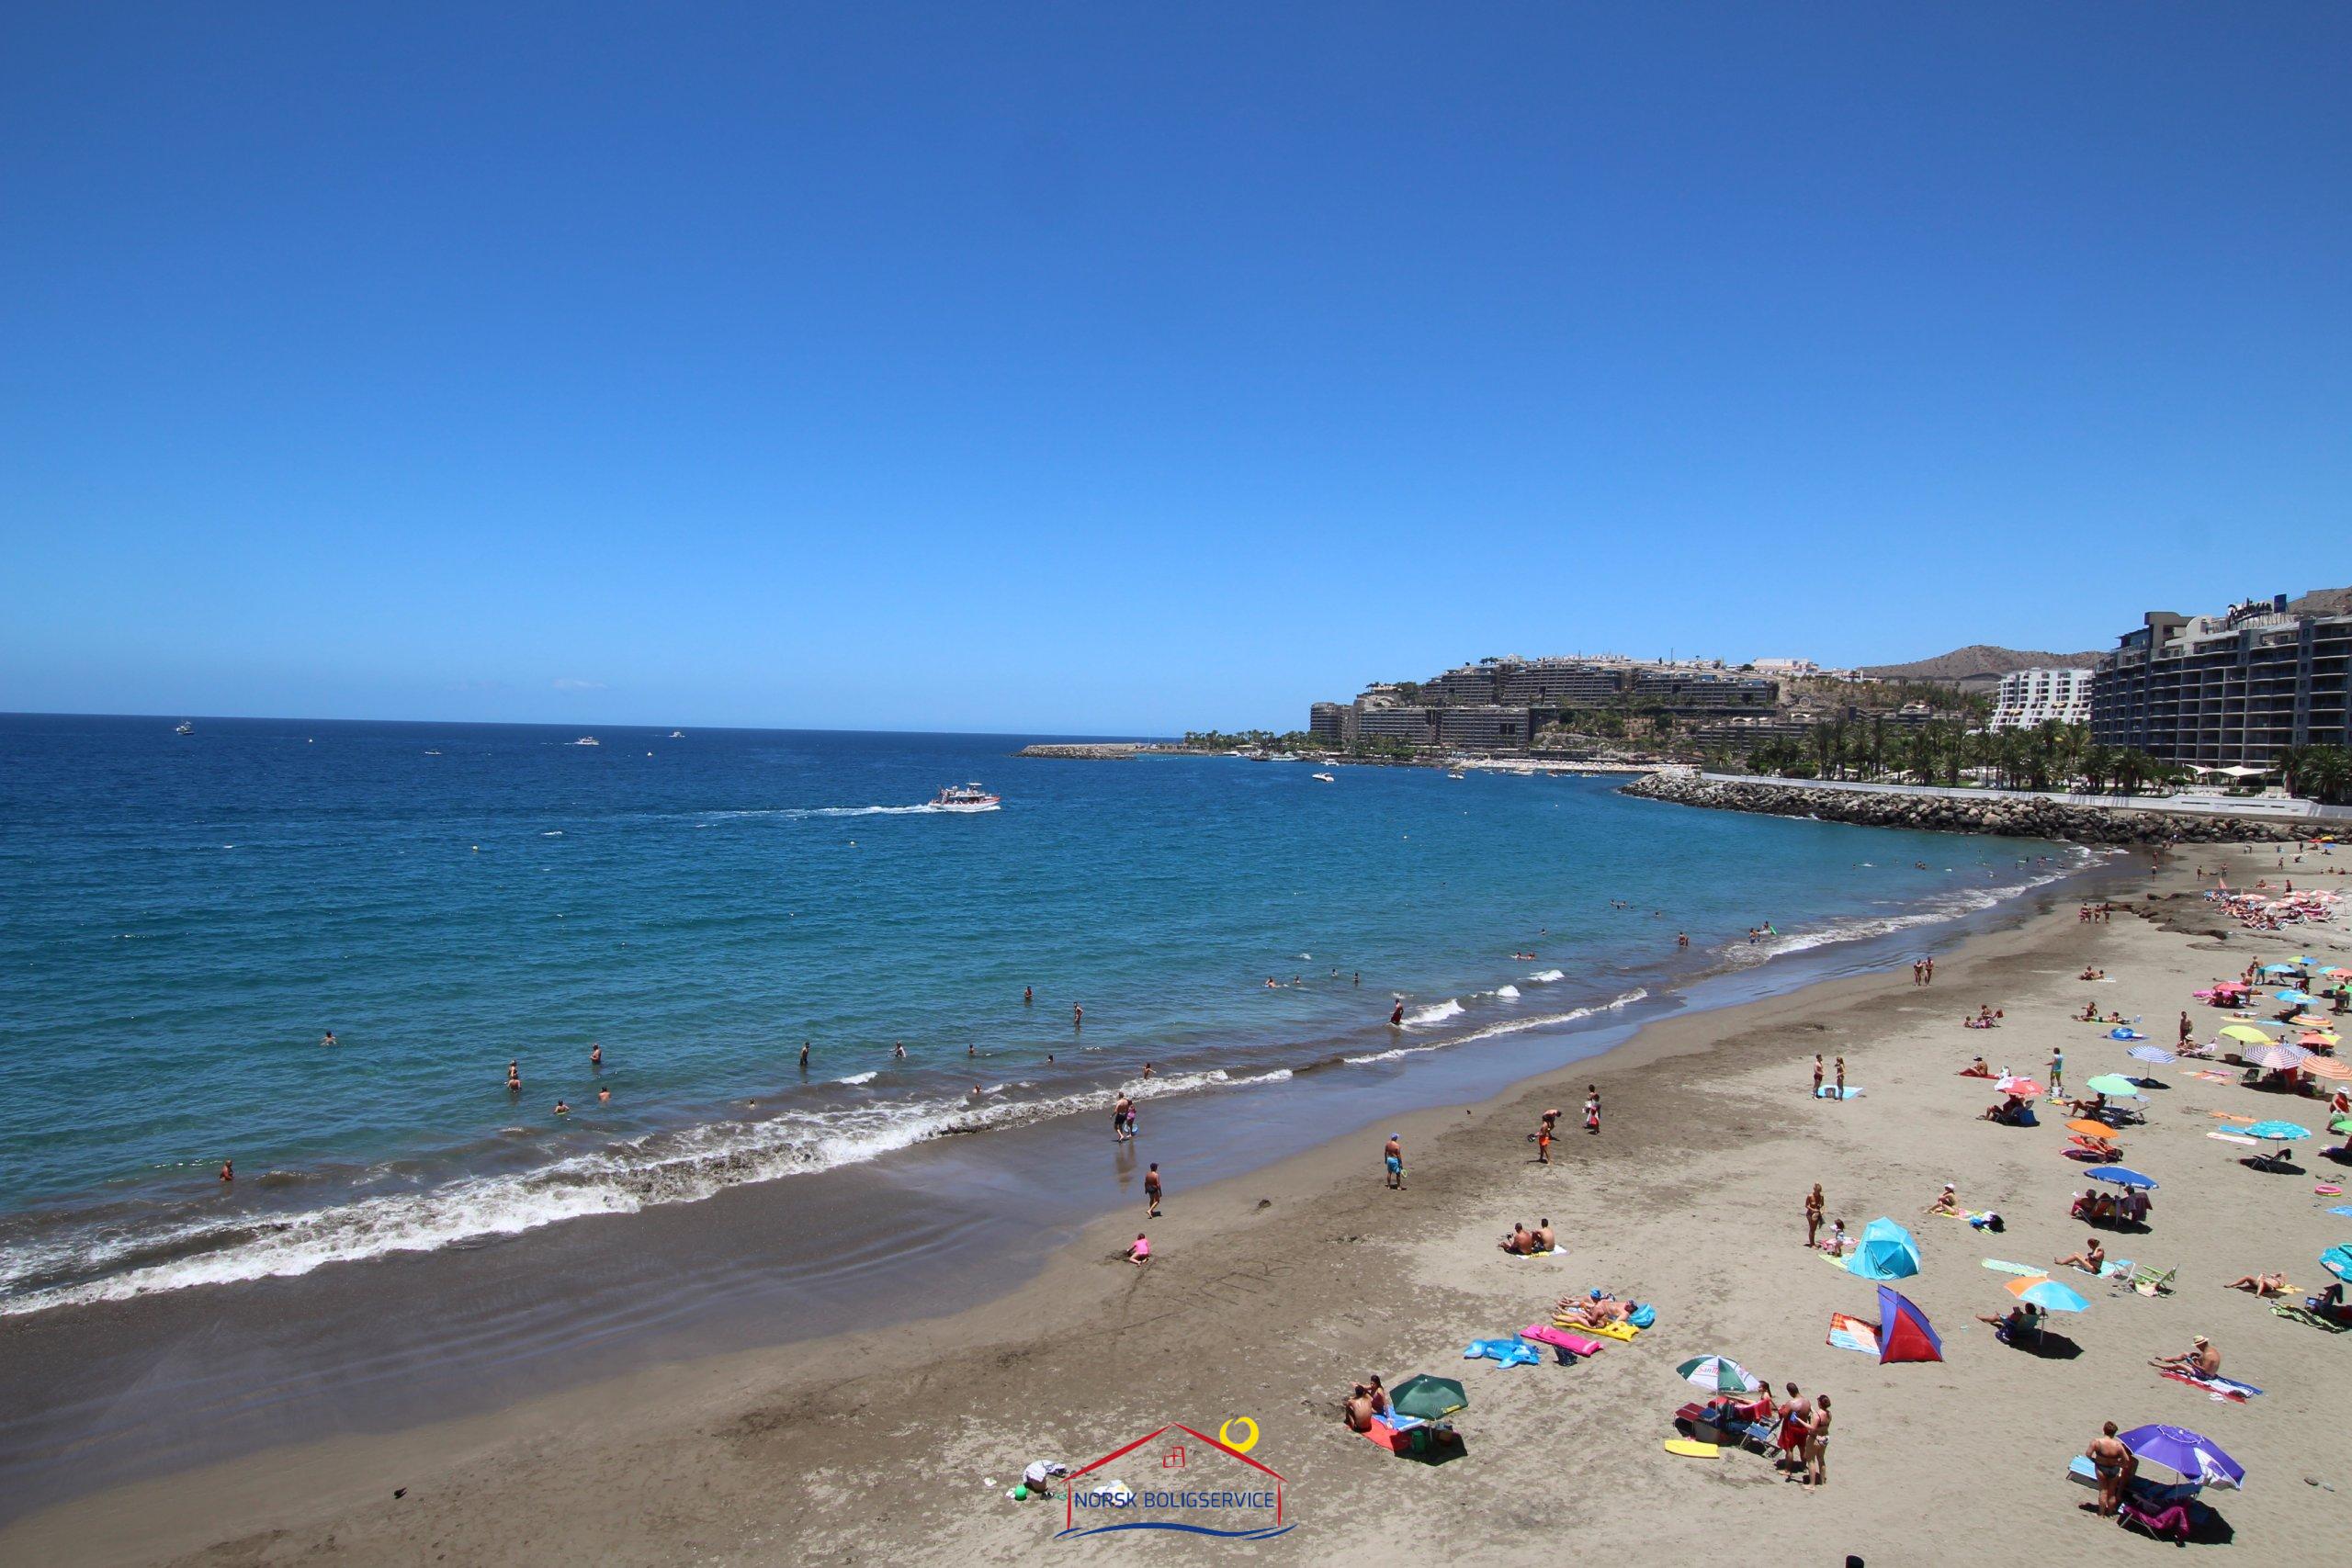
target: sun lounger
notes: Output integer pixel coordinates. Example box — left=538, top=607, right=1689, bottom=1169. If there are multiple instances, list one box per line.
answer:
left=2066, top=1134, right=2120, bottom=1162
left=2120, top=1497, right=2196, bottom=1542
left=2120, top=1265, right=2174, bottom=1295
left=1521, top=1324, right=1603, bottom=1358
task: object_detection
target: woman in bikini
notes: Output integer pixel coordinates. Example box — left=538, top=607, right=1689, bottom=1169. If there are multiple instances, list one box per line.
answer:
left=1804, top=1184, right=1825, bottom=1248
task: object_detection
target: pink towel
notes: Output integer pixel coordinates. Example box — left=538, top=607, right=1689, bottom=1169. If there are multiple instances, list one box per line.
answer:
left=1521, top=1324, right=1603, bottom=1357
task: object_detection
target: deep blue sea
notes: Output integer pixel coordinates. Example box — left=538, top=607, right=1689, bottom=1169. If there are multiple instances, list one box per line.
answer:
left=0, top=714, right=2085, bottom=1314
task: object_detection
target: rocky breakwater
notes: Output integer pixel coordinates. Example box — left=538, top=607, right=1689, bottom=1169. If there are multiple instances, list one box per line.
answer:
left=1620, top=772, right=2312, bottom=845
left=1014, top=742, right=1146, bottom=759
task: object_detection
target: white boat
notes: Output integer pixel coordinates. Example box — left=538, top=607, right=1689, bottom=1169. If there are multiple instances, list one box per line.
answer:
left=572, top=736, right=601, bottom=747
left=1312, top=772, right=1336, bottom=783
left=424, top=749, right=443, bottom=756
left=932, top=782, right=1001, bottom=812
left=667, top=730, right=685, bottom=739
left=1447, top=771, right=1465, bottom=780
left=174, top=720, right=194, bottom=735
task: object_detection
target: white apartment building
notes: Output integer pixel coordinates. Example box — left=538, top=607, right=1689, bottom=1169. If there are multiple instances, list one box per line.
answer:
left=1987, top=668, right=2093, bottom=732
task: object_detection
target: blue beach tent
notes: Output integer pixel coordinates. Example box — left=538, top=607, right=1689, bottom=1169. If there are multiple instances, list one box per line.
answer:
left=1848, top=1218, right=1922, bottom=1280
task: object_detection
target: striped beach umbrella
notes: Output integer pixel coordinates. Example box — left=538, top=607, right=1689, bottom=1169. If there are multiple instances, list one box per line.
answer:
left=2242, top=1042, right=2312, bottom=1072
left=2007, top=1276, right=2089, bottom=1313
left=1674, top=1355, right=1761, bottom=1394
left=2126, top=1045, right=2177, bottom=1065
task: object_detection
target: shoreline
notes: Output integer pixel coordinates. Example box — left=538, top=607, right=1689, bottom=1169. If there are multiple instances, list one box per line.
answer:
left=25, top=841, right=2329, bottom=1564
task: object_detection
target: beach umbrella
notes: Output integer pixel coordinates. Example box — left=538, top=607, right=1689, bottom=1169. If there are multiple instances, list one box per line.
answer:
left=2323, top=1246, right=2352, bottom=1282
left=2326, top=967, right=2350, bottom=979
left=2007, top=1276, right=2089, bottom=1313
left=1994, top=1076, right=2042, bottom=1098
left=2243, top=1120, right=2310, bottom=1141
left=2220, top=1025, right=2280, bottom=1046
left=2277, top=990, right=2315, bottom=1005
left=2242, top=1042, right=2311, bottom=1071
left=2086, top=1167, right=2159, bottom=1190
left=2119, top=1425, right=2245, bottom=1490
left=2258, top=964, right=2298, bottom=975
left=2082, top=1074, right=2143, bottom=1098
left=2126, top=1044, right=2177, bottom=1065
left=1674, top=1355, right=1761, bottom=1394
left=1387, top=1374, right=1468, bottom=1421
left=2301, top=1055, right=2350, bottom=1081
left=2065, top=1118, right=2120, bottom=1139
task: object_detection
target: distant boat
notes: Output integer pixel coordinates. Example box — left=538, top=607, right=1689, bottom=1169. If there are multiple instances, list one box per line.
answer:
left=1312, top=772, right=1337, bottom=783
left=1447, top=771, right=1466, bottom=780
left=424, top=749, right=443, bottom=756
left=572, top=736, right=601, bottom=747
left=667, top=729, right=685, bottom=739
left=173, top=720, right=194, bottom=735
left=932, top=782, right=1001, bottom=812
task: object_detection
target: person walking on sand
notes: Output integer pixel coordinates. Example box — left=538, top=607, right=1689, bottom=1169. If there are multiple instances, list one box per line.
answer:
left=2086, top=1422, right=2134, bottom=1518
left=1144, top=1162, right=1162, bottom=1217
left=1535, top=1116, right=1552, bottom=1164
left=1812, top=1054, right=1824, bottom=1096
left=2049, top=1046, right=2064, bottom=1095
left=1804, top=1183, right=1825, bottom=1248
left=1384, top=1134, right=1405, bottom=1190
left=1583, top=1086, right=1600, bottom=1134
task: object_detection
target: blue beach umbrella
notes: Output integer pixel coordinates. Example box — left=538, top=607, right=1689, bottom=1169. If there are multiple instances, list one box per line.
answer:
left=2119, top=1425, right=2245, bottom=1489
left=2258, top=964, right=2298, bottom=976
left=2243, top=1121, right=2311, bottom=1142
left=1847, top=1218, right=1922, bottom=1280
left=2126, top=1045, right=2177, bottom=1065
left=2087, top=1167, right=2159, bottom=1190
left=2009, top=1277, right=2090, bottom=1313
left=2324, top=1246, right=2352, bottom=1282
left=2277, top=990, right=2315, bottom=1005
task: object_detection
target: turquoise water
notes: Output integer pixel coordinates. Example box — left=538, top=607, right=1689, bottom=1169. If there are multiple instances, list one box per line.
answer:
left=0, top=715, right=2078, bottom=1311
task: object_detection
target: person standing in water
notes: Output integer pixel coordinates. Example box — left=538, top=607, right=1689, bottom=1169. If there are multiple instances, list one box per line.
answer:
left=1072, top=1002, right=1083, bottom=1029
left=798, top=1041, right=810, bottom=1071
left=507, top=1060, right=522, bottom=1093
left=1023, top=986, right=1033, bottom=1006
left=590, top=1042, right=602, bottom=1068
left=1389, top=998, right=1405, bottom=1026
left=220, top=1158, right=233, bottom=1183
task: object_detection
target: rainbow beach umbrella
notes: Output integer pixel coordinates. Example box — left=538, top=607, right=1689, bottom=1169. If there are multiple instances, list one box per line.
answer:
left=2007, top=1276, right=2089, bottom=1313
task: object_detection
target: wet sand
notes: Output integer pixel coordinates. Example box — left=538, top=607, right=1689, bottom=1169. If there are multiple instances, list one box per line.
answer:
left=8, top=840, right=2351, bottom=1564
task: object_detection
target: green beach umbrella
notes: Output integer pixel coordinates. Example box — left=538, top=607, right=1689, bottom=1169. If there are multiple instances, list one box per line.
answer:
left=1675, top=1355, right=1762, bottom=1394
left=1388, top=1374, right=1469, bottom=1421
left=2083, top=1074, right=2143, bottom=1098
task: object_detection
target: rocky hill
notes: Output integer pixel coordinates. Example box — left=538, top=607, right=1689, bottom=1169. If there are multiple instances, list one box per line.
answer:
left=1857, top=644, right=2101, bottom=682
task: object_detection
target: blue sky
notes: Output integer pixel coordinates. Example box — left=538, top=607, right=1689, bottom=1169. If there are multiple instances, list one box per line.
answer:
left=4, top=5, right=2346, bottom=733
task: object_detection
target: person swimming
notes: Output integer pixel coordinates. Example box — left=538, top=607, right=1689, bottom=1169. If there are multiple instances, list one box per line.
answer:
left=553, top=1100, right=571, bottom=1116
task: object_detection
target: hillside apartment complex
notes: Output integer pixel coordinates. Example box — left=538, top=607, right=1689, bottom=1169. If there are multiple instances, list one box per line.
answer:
left=2089, top=589, right=2352, bottom=770
left=1310, top=656, right=1777, bottom=752
left=1986, top=668, right=2093, bottom=733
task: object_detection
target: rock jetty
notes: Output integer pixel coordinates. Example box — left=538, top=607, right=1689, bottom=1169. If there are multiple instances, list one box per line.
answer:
left=1014, top=742, right=1146, bottom=759
left=1621, top=772, right=2312, bottom=845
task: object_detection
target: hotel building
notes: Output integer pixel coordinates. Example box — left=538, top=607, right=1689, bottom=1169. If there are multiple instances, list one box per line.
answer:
left=2089, top=591, right=2352, bottom=769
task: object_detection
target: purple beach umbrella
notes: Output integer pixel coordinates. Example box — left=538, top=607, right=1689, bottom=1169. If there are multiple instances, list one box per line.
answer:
left=2118, top=1424, right=2245, bottom=1489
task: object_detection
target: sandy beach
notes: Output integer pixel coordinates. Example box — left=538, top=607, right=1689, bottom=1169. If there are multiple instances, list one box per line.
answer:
left=8, top=839, right=2350, bottom=1565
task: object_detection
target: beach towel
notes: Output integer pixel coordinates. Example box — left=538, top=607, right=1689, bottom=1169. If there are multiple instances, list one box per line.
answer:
left=2160, top=1369, right=2264, bottom=1402
left=1586, top=1320, right=1642, bottom=1341
left=2327, top=1205, right=2352, bottom=1218
left=2207, top=1131, right=2258, bottom=1145
left=1504, top=1247, right=1560, bottom=1259
left=1521, top=1324, right=1603, bottom=1357
left=2189, top=1069, right=2235, bottom=1084
left=1463, top=1337, right=1541, bottom=1367
left=1814, top=1085, right=1864, bottom=1099
left=1980, top=1258, right=2047, bottom=1277
left=2272, top=1303, right=2351, bottom=1333
left=1826, top=1313, right=1879, bottom=1355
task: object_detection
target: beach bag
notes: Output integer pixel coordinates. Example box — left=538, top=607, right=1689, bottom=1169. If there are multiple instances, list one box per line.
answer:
left=1628, top=1303, right=1657, bottom=1329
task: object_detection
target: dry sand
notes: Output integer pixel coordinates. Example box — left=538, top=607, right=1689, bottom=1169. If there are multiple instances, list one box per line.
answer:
left=7, top=840, right=2350, bottom=1566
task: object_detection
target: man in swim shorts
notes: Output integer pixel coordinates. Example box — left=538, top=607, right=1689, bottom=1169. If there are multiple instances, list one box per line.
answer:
left=1384, top=1134, right=1404, bottom=1190
left=1145, top=1162, right=1162, bottom=1217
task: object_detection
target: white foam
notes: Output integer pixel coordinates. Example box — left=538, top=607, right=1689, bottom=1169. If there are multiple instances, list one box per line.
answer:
left=1403, top=998, right=1464, bottom=1028
left=835, top=1071, right=877, bottom=1086
left=1494, top=985, right=1521, bottom=1000
left=1527, top=969, right=1565, bottom=983
left=695, top=801, right=980, bottom=824
left=1346, top=988, right=1648, bottom=1063
left=0, top=1063, right=1301, bottom=1315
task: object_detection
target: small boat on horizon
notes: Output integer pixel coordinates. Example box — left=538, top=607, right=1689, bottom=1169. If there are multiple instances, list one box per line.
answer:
left=668, top=729, right=685, bottom=739
left=424, top=749, right=443, bottom=756
left=174, top=720, right=194, bottom=735
left=932, top=782, right=1001, bottom=812
left=572, top=736, right=601, bottom=747
left=1312, top=772, right=1337, bottom=783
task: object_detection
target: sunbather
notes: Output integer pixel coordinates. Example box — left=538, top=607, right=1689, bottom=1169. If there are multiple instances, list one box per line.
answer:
left=1963, top=1055, right=1991, bottom=1077
left=1926, top=1182, right=1962, bottom=1216
left=1498, top=1223, right=1536, bottom=1255
left=2053, top=1237, right=2106, bottom=1273
left=2224, top=1271, right=2290, bottom=1297
left=1341, top=1386, right=1374, bottom=1432
left=1978, top=1303, right=2043, bottom=1342
left=2150, top=1336, right=2221, bottom=1378
left=1556, top=1289, right=1631, bottom=1327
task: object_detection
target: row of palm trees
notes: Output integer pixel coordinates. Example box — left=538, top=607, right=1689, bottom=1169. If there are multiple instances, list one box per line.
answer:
left=1726, top=718, right=2352, bottom=800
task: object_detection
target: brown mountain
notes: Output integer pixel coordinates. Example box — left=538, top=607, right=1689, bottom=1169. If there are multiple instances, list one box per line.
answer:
left=1857, top=645, right=2101, bottom=682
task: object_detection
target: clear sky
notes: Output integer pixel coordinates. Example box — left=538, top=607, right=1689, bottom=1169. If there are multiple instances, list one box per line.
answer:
left=4, top=6, right=2346, bottom=734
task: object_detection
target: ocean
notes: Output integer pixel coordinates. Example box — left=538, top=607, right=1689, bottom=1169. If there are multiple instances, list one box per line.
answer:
left=0, top=713, right=2092, bottom=1320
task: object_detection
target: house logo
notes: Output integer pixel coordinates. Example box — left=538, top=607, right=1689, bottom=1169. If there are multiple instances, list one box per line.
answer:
left=1055, top=1421, right=1292, bottom=1540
